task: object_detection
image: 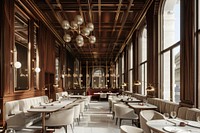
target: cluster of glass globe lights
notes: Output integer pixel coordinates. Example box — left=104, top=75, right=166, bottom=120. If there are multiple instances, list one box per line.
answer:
left=62, top=15, right=96, bottom=47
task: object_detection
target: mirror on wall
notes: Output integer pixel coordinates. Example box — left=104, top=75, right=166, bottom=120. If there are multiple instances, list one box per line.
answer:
left=14, top=7, right=29, bottom=91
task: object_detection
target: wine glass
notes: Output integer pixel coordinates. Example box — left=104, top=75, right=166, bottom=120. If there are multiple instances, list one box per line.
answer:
left=170, top=111, right=177, bottom=119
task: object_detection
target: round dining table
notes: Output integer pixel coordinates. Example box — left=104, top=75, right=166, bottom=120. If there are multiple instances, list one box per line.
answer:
left=146, top=119, right=200, bottom=133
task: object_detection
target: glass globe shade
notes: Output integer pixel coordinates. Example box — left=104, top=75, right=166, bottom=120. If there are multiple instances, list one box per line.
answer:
left=82, top=28, right=90, bottom=36
left=77, top=41, right=84, bottom=47
left=63, top=34, right=71, bottom=42
left=86, top=23, right=94, bottom=31
left=71, top=21, right=78, bottom=30
left=75, top=15, right=83, bottom=25
left=34, top=67, right=41, bottom=73
left=14, top=61, right=21, bottom=69
left=62, top=20, right=70, bottom=30
left=76, top=35, right=84, bottom=44
left=89, top=36, right=96, bottom=44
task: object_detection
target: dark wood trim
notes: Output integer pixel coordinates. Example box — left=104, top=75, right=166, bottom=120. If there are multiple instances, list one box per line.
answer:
left=146, top=2, right=159, bottom=97
left=180, top=0, right=195, bottom=107
left=160, top=42, right=180, bottom=54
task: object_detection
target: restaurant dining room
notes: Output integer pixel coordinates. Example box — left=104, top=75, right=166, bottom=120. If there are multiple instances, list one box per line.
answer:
left=0, top=0, right=200, bottom=133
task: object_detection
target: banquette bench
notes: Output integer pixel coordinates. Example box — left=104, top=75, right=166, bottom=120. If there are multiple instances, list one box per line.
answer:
left=122, top=92, right=200, bottom=122
left=147, top=97, right=200, bottom=121
left=4, top=96, right=49, bottom=130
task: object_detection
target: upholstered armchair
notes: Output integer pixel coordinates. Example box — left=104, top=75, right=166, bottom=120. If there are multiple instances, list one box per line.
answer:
left=45, top=107, right=74, bottom=133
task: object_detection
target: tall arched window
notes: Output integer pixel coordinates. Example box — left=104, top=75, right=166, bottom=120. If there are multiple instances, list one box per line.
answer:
left=161, top=0, right=180, bottom=102
left=138, top=26, right=147, bottom=95
left=128, top=42, right=133, bottom=92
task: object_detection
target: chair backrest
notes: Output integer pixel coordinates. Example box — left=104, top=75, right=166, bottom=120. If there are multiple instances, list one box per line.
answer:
left=120, top=125, right=143, bottom=133
left=75, top=100, right=85, bottom=113
left=114, top=104, right=138, bottom=119
left=164, top=101, right=179, bottom=114
left=140, top=110, right=160, bottom=133
left=186, top=108, right=200, bottom=121
left=177, top=107, right=189, bottom=119
left=73, top=104, right=81, bottom=119
left=45, top=107, right=74, bottom=126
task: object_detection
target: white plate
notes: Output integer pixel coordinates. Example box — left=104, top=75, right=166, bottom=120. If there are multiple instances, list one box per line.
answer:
left=187, top=120, right=200, bottom=128
left=163, top=126, right=183, bottom=133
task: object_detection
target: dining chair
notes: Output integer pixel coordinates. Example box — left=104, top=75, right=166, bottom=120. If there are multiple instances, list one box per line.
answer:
left=45, top=107, right=74, bottom=133
left=120, top=125, right=144, bottom=133
left=83, top=95, right=91, bottom=110
left=111, top=99, right=122, bottom=119
left=139, top=110, right=164, bottom=133
left=114, top=103, right=138, bottom=126
left=72, top=103, right=81, bottom=125
left=66, top=103, right=81, bottom=126
left=74, top=100, right=85, bottom=119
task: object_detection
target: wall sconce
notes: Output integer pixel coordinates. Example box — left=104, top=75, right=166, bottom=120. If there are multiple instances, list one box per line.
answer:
left=32, top=59, right=41, bottom=73
left=122, top=82, right=127, bottom=87
left=10, top=50, right=22, bottom=69
left=53, top=84, right=59, bottom=88
left=11, top=61, right=22, bottom=69
left=146, top=84, right=155, bottom=91
left=133, top=80, right=141, bottom=86
left=133, top=80, right=155, bottom=91
left=34, top=67, right=41, bottom=73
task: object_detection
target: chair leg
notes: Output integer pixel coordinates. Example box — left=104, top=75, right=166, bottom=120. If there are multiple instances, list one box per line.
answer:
left=119, top=118, right=122, bottom=126
left=70, top=124, right=74, bottom=133
left=115, top=118, right=118, bottom=125
left=77, top=118, right=79, bottom=125
left=112, top=112, right=115, bottom=120
left=63, top=125, right=67, bottom=133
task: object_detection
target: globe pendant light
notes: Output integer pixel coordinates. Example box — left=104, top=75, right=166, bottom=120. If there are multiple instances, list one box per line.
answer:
left=62, top=15, right=96, bottom=46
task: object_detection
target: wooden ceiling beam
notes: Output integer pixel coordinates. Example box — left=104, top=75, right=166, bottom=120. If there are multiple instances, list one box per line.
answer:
left=105, top=0, right=123, bottom=61
left=115, top=0, right=154, bottom=61
left=108, top=0, right=134, bottom=60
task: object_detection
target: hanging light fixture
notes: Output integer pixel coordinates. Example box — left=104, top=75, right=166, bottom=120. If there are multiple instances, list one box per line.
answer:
left=146, top=84, right=155, bottom=91
left=62, top=15, right=96, bottom=47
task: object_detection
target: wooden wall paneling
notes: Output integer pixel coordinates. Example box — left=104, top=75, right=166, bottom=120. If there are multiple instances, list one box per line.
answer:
left=82, top=66, right=86, bottom=87
left=0, top=0, right=5, bottom=126
left=3, top=0, right=14, bottom=96
left=146, top=2, right=159, bottom=97
left=0, top=0, right=3, bottom=98
left=60, top=45, right=65, bottom=90
left=29, top=21, right=34, bottom=90
left=132, top=31, right=139, bottom=93
left=180, top=0, right=195, bottom=107
left=38, top=23, right=46, bottom=92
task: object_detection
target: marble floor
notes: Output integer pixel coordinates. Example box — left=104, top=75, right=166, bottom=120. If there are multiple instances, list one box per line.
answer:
left=16, top=101, right=133, bottom=133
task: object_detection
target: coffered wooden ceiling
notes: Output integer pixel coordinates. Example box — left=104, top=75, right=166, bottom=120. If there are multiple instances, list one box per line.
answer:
left=31, top=0, right=153, bottom=66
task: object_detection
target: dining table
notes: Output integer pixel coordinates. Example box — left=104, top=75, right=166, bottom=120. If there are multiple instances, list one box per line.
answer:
left=27, top=99, right=75, bottom=133
left=146, top=118, right=200, bottom=133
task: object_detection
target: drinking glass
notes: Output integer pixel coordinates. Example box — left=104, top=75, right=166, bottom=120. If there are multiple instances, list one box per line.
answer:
left=197, top=116, right=200, bottom=122
left=170, top=111, right=177, bottom=119
left=164, top=113, right=170, bottom=120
